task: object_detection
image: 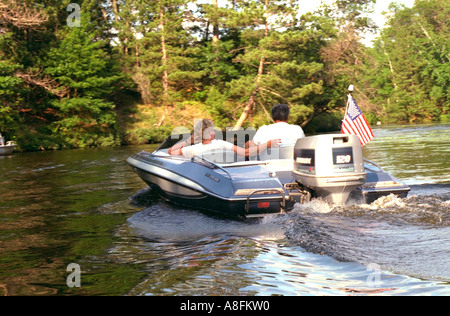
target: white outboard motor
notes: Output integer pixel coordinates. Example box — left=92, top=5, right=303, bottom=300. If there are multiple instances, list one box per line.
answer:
left=292, top=134, right=366, bottom=205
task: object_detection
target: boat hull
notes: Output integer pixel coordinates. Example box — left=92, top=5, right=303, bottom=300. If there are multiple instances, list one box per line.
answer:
left=146, top=181, right=285, bottom=219
left=127, top=153, right=289, bottom=219
left=0, top=145, right=16, bottom=156
left=350, top=168, right=410, bottom=204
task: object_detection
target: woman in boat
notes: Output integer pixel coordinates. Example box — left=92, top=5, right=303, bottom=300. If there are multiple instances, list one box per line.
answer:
left=168, top=119, right=280, bottom=158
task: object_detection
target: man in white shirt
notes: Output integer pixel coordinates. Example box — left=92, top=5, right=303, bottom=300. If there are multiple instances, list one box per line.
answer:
left=249, top=104, right=305, bottom=147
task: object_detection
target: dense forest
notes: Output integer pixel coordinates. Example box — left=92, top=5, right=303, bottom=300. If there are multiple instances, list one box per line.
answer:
left=0, top=0, right=448, bottom=151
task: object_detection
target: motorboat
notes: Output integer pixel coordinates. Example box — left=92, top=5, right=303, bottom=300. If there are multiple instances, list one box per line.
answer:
left=0, top=135, right=17, bottom=156
left=127, top=130, right=410, bottom=219
left=0, top=144, right=16, bottom=156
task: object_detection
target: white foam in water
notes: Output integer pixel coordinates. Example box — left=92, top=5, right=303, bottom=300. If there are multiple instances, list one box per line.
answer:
left=291, top=199, right=333, bottom=214
left=361, top=193, right=407, bottom=210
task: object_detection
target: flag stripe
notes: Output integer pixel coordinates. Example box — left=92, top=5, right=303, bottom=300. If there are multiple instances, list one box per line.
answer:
left=355, top=117, right=370, bottom=143
left=362, top=115, right=374, bottom=138
left=353, top=119, right=366, bottom=142
left=357, top=116, right=372, bottom=140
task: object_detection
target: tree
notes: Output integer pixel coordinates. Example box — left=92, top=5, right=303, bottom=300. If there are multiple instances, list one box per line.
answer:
left=43, top=11, right=124, bottom=148
left=0, top=0, right=51, bottom=144
left=226, top=0, right=299, bottom=129
left=318, top=0, right=380, bottom=120
left=369, top=0, right=449, bottom=123
left=111, top=0, right=203, bottom=108
left=0, top=61, right=24, bottom=138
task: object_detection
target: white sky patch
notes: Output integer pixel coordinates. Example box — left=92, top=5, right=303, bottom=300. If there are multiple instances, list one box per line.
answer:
left=188, top=0, right=416, bottom=46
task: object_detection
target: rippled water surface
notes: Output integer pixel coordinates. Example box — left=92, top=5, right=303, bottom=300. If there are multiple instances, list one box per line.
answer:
left=0, top=124, right=449, bottom=295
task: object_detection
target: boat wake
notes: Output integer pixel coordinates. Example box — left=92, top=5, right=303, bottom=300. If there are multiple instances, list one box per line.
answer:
left=269, top=186, right=450, bottom=281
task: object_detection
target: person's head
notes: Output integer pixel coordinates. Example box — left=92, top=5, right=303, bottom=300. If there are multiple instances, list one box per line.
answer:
left=193, top=119, right=215, bottom=143
left=271, top=104, right=290, bottom=122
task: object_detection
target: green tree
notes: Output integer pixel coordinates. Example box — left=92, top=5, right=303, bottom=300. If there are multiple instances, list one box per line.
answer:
left=114, top=0, right=203, bottom=107
left=44, top=12, right=124, bottom=148
left=0, top=0, right=54, bottom=147
left=223, top=0, right=301, bottom=129
left=0, top=61, right=24, bottom=138
left=369, top=0, right=449, bottom=123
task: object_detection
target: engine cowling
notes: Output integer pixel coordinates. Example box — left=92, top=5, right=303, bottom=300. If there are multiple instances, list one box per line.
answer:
left=292, top=134, right=366, bottom=205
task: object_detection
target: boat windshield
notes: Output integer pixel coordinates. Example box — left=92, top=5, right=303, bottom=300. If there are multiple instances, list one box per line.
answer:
left=156, top=130, right=256, bottom=150
left=154, top=130, right=257, bottom=164
left=154, top=131, right=295, bottom=165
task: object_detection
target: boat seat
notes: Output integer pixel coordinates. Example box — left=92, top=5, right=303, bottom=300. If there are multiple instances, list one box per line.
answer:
left=258, top=145, right=294, bottom=161
left=200, top=150, right=244, bottom=164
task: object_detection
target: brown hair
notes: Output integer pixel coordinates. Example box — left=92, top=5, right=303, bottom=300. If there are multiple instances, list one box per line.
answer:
left=193, top=119, right=214, bottom=143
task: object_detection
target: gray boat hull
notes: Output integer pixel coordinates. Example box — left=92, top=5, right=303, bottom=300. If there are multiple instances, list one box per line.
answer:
left=0, top=145, right=16, bottom=156
left=127, top=152, right=291, bottom=219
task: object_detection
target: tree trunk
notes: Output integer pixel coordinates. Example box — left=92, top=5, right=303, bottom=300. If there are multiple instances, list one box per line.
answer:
left=160, top=6, right=170, bottom=105
left=233, top=0, right=269, bottom=130
left=381, top=41, right=397, bottom=90
left=233, top=56, right=265, bottom=130
left=211, top=0, right=219, bottom=43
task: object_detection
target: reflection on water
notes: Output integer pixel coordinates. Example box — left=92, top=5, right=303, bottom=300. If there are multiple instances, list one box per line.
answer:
left=0, top=147, right=151, bottom=295
left=0, top=125, right=449, bottom=295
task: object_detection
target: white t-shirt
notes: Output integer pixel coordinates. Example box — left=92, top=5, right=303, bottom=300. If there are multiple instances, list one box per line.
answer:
left=252, top=122, right=305, bottom=146
left=181, top=139, right=234, bottom=159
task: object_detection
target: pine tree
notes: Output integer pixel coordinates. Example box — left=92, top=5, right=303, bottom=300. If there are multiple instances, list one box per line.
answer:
left=227, top=0, right=299, bottom=129
left=0, top=0, right=54, bottom=147
left=0, top=61, right=24, bottom=138
left=43, top=11, right=124, bottom=148
left=119, top=0, right=203, bottom=110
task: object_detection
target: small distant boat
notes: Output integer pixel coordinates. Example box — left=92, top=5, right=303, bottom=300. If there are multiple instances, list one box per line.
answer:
left=0, top=138, right=17, bottom=156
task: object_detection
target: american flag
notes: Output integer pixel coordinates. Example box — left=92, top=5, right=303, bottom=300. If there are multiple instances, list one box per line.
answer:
left=341, top=94, right=374, bottom=146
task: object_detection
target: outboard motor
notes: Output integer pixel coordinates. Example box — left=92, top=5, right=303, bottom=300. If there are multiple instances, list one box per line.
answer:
left=292, top=134, right=366, bottom=205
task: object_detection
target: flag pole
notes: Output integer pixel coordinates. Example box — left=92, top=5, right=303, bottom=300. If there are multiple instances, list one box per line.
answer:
left=343, top=85, right=354, bottom=121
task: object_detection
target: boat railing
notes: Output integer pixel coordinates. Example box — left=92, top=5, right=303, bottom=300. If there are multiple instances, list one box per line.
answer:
left=192, top=155, right=233, bottom=180
left=245, top=188, right=286, bottom=216
left=363, top=158, right=384, bottom=172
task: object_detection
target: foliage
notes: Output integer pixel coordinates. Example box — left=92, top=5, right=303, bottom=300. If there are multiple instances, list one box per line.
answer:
left=44, top=19, right=123, bottom=148
left=0, top=61, right=23, bottom=138
left=368, top=0, right=449, bottom=123
left=0, top=0, right=448, bottom=151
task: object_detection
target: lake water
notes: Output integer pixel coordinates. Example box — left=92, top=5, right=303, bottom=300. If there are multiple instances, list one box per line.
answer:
left=0, top=124, right=448, bottom=296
